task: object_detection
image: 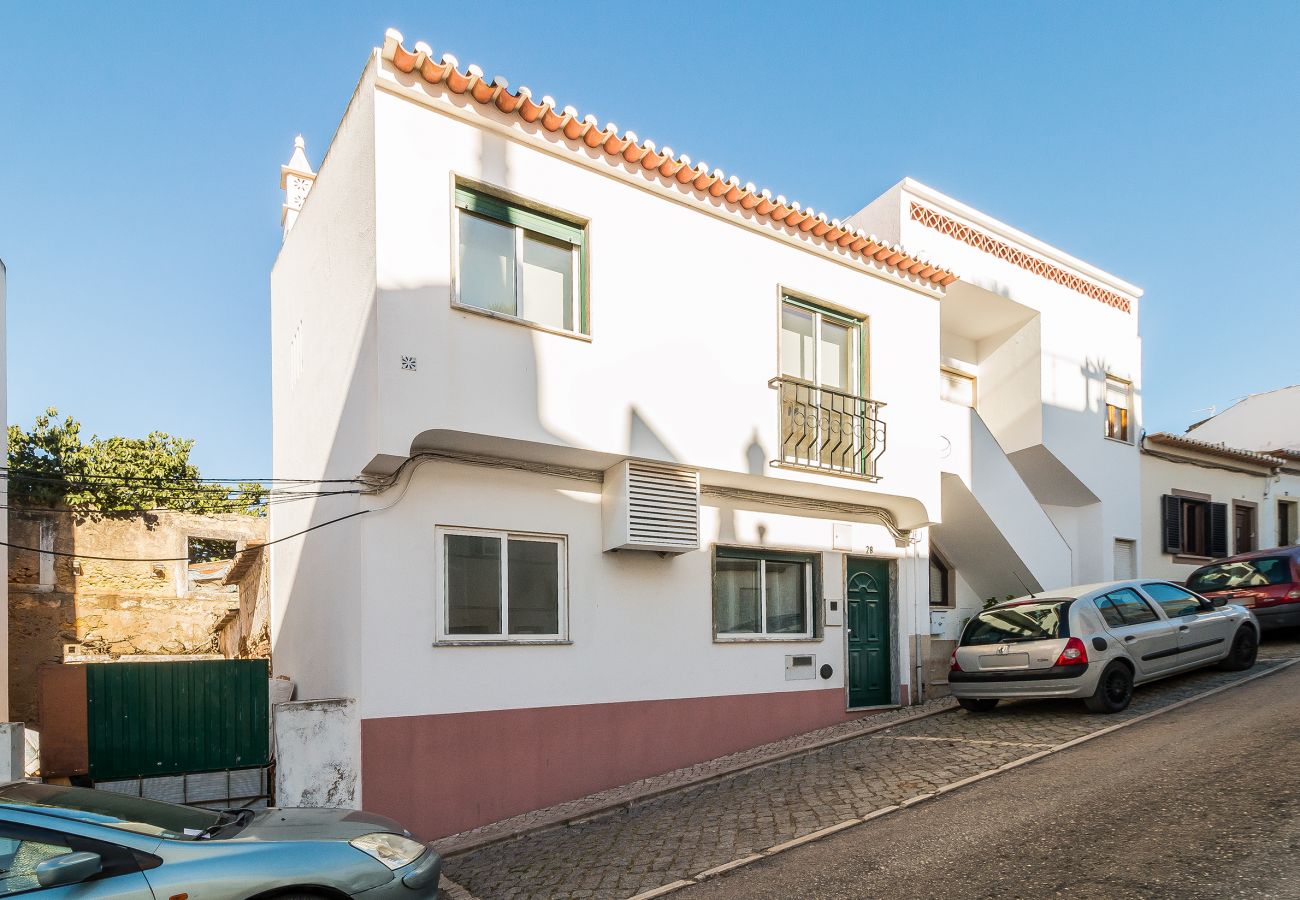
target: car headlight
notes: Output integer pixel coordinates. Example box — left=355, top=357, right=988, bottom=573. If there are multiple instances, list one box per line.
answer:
left=349, top=832, right=427, bottom=870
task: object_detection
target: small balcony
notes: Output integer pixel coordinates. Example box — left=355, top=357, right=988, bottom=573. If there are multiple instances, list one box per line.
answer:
left=769, top=377, right=886, bottom=481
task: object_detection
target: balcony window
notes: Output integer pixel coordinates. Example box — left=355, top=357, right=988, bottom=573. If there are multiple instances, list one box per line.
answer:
left=773, top=297, right=884, bottom=479
left=454, top=184, right=587, bottom=335
left=714, top=547, right=816, bottom=640
left=1105, top=375, right=1132, bottom=442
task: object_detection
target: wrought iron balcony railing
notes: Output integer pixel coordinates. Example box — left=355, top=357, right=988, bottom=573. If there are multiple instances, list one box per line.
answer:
left=769, top=377, right=886, bottom=481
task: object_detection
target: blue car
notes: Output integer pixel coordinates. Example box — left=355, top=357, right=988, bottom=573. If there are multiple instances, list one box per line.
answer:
left=0, top=781, right=441, bottom=897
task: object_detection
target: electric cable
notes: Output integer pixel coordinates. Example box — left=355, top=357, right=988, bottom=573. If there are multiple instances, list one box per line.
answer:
left=0, top=509, right=371, bottom=563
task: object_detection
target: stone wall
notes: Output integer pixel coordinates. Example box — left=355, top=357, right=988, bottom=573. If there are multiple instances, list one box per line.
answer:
left=8, top=509, right=269, bottom=727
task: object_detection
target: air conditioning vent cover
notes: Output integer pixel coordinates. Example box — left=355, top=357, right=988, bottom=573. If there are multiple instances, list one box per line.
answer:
left=602, top=460, right=700, bottom=554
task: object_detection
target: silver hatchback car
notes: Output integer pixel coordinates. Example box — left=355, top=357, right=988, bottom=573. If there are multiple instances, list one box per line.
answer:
left=949, top=580, right=1259, bottom=713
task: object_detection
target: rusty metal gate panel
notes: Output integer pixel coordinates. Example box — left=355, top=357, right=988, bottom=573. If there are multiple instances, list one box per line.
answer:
left=85, top=660, right=269, bottom=781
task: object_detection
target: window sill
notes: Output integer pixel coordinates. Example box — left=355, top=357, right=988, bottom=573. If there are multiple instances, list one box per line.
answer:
left=713, top=635, right=822, bottom=644
left=451, top=301, right=592, bottom=343
left=432, top=639, right=573, bottom=647
left=1172, top=554, right=1213, bottom=565
left=1104, top=435, right=1135, bottom=446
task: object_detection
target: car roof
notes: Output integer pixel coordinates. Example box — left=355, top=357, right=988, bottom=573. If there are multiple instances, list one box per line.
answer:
left=1194, top=546, right=1300, bottom=567
left=991, top=579, right=1181, bottom=607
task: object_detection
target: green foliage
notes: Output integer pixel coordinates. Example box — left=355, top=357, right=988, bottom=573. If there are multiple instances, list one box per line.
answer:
left=982, top=594, right=1016, bottom=610
left=8, top=408, right=265, bottom=517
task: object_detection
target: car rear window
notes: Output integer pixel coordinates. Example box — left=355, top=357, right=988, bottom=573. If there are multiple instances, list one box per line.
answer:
left=1188, top=556, right=1294, bottom=593
left=961, top=600, right=1071, bottom=646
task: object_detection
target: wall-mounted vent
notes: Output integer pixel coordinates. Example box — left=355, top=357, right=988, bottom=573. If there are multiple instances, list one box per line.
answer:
left=602, top=460, right=700, bottom=554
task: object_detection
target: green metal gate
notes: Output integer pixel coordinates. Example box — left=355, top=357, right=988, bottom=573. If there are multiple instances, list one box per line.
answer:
left=85, top=660, right=270, bottom=781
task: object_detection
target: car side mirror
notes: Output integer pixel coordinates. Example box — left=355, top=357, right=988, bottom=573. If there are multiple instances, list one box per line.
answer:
left=1211, top=596, right=1227, bottom=608
left=36, top=851, right=102, bottom=888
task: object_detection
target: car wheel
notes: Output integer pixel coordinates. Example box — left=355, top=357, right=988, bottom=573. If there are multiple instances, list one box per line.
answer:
left=957, top=698, right=998, bottom=712
left=1218, top=626, right=1259, bottom=671
left=1084, top=661, right=1133, bottom=714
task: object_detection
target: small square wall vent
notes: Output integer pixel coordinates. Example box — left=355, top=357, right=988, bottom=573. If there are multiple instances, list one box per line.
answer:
left=601, top=460, right=700, bottom=554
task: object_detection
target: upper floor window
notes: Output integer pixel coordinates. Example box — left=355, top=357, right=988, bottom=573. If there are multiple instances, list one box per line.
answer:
left=436, top=527, right=567, bottom=643
left=774, top=296, right=883, bottom=479
left=780, top=299, right=860, bottom=393
left=939, top=367, right=976, bottom=407
left=454, top=184, right=588, bottom=335
left=1104, top=375, right=1132, bottom=442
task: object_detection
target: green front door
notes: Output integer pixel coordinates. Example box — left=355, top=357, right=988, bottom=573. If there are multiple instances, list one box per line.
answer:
left=847, top=558, right=892, bottom=707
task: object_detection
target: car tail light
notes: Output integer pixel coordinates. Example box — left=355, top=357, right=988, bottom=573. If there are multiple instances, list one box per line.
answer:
left=1054, top=637, right=1088, bottom=667
left=949, top=648, right=962, bottom=673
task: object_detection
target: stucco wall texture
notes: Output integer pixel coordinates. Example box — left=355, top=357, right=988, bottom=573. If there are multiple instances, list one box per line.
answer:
left=8, top=509, right=268, bottom=727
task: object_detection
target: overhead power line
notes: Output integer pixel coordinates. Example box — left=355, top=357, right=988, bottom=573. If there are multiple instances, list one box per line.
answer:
left=0, top=509, right=372, bottom=563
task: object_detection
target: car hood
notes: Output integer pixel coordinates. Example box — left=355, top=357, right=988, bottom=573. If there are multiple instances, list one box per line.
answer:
left=234, top=807, right=410, bottom=842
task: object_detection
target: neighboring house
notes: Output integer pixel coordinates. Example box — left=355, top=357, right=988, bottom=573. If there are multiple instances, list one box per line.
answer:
left=1186, top=384, right=1300, bottom=455
left=1141, top=432, right=1300, bottom=583
left=849, top=179, right=1144, bottom=674
left=269, top=31, right=1145, bottom=840
left=8, top=509, right=268, bottom=730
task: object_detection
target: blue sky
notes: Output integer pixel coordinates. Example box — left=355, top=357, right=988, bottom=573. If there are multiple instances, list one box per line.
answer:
left=1, top=1, right=1296, bottom=478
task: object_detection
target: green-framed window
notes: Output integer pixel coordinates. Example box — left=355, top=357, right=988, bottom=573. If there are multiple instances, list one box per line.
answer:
left=779, top=296, right=864, bottom=396
left=714, top=546, right=818, bottom=638
left=455, top=184, right=588, bottom=335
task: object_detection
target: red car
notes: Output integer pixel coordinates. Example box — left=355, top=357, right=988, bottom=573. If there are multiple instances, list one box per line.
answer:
left=1187, top=546, right=1300, bottom=631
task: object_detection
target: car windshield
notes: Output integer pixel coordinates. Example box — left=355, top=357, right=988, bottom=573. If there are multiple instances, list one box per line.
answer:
left=962, top=600, right=1070, bottom=646
left=0, top=782, right=224, bottom=840
left=1188, top=557, right=1293, bottom=593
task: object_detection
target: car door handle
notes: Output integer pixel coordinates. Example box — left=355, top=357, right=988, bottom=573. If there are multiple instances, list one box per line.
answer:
left=1178, top=625, right=1190, bottom=632
left=1124, top=635, right=1136, bottom=642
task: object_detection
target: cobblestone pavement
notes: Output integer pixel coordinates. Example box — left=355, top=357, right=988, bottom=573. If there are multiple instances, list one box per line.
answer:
left=442, top=632, right=1300, bottom=900
left=433, top=697, right=956, bottom=857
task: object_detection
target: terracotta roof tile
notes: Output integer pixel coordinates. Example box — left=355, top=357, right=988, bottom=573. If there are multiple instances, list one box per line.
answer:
left=1144, top=432, right=1287, bottom=467
left=380, top=30, right=956, bottom=292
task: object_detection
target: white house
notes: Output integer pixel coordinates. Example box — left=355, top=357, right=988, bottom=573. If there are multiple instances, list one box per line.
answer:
left=269, top=31, right=1146, bottom=840
left=1186, top=385, right=1300, bottom=455
left=271, top=30, right=956, bottom=840
left=1141, top=432, right=1300, bottom=584
left=849, top=179, right=1145, bottom=658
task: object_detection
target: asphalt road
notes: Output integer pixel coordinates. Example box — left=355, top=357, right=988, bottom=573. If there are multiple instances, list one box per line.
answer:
left=682, top=658, right=1300, bottom=900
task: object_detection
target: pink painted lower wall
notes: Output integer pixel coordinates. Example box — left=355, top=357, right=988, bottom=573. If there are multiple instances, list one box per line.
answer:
left=361, top=687, right=856, bottom=839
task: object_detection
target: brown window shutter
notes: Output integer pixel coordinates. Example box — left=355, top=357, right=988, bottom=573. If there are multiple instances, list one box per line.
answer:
left=1161, top=495, right=1183, bottom=554
left=1209, top=502, right=1229, bottom=558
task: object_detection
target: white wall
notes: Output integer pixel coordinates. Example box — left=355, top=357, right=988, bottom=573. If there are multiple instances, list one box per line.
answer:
left=854, top=180, right=1143, bottom=589
left=355, top=460, right=923, bottom=720
left=269, top=70, right=378, bottom=703
left=1186, top=386, right=1300, bottom=453
left=273, top=56, right=946, bottom=718
left=367, top=63, right=941, bottom=528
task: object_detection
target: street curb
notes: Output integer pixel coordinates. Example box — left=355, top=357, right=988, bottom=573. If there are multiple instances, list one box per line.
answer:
left=437, top=702, right=955, bottom=859
left=619, top=658, right=1299, bottom=900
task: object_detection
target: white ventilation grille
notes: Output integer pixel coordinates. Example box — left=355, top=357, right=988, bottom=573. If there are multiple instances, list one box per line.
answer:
left=602, top=460, right=700, bottom=554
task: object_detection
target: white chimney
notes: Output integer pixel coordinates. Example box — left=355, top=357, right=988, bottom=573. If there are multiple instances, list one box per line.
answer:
left=280, top=135, right=316, bottom=239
